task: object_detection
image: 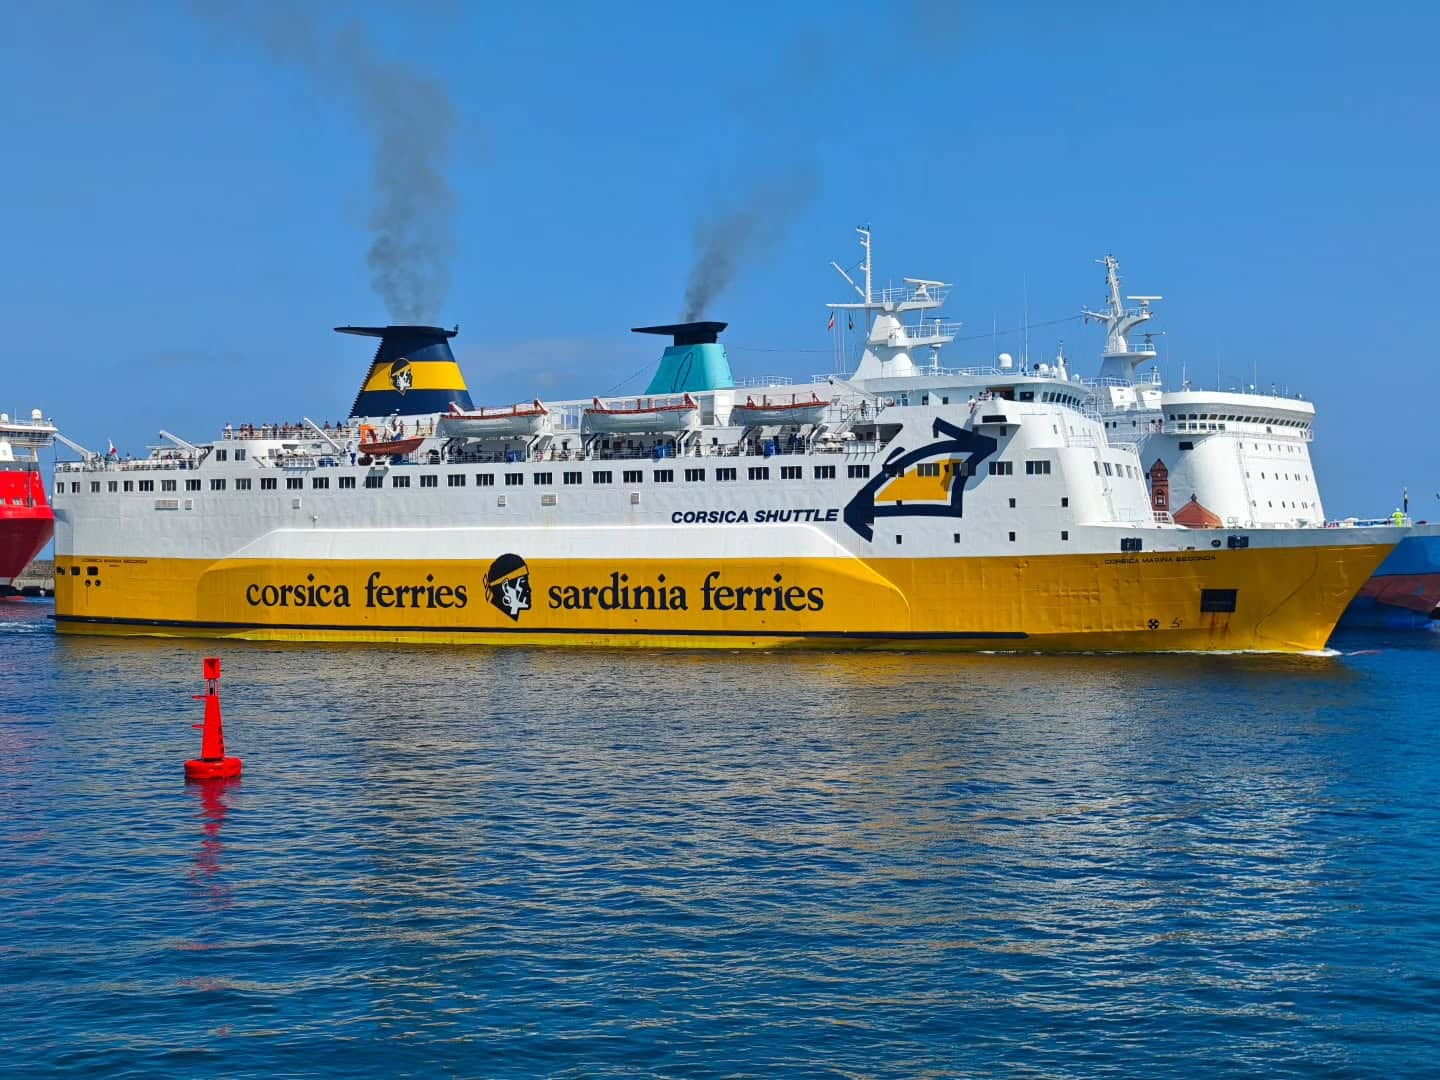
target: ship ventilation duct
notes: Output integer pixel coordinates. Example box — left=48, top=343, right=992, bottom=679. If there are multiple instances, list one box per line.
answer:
left=632, top=321, right=736, bottom=395
left=338, top=324, right=474, bottom=419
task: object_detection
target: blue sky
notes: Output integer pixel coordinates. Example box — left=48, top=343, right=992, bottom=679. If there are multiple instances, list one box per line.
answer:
left=3, top=1, right=1436, bottom=515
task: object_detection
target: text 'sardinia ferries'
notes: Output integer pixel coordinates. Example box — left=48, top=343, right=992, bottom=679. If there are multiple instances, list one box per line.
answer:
left=50, top=232, right=1398, bottom=652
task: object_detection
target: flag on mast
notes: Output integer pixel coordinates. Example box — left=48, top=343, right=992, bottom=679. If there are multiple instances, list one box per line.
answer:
left=826, top=312, right=835, bottom=331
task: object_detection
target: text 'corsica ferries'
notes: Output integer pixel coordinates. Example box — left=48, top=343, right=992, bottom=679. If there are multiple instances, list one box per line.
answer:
left=50, top=231, right=1397, bottom=651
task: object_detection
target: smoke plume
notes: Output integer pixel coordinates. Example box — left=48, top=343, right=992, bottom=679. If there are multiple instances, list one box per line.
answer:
left=191, top=3, right=456, bottom=323
left=682, top=168, right=815, bottom=322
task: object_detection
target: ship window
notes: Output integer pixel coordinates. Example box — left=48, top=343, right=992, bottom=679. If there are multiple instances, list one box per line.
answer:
left=848, top=465, right=870, bottom=479
left=139, top=480, right=154, bottom=492
left=161, top=479, right=176, bottom=492
left=1178, top=441, right=1194, bottom=451
left=234, top=449, right=246, bottom=461
left=505, top=473, right=523, bottom=486
left=653, top=470, right=673, bottom=483
left=781, top=466, right=802, bottom=480
left=623, top=469, right=643, bottom=484
left=717, top=468, right=737, bottom=482
left=215, top=449, right=227, bottom=462
left=1025, top=460, right=1051, bottom=475
left=1200, top=588, right=1238, bottom=613
left=287, top=477, right=303, bottom=490
left=1009, top=532, right=1016, bottom=542
left=364, top=476, right=383, bottom=489
left=685, top=468, right=705, bottom=482
left=210, top=479, right=226, bottom=491
left=534, top=472, right=553, bottom=486
left=420, top=474, right=437, bottom=488
left=236, top=478, right=252, bottom=491
left=91, top=481, right=101, bottom=493
left=1009, top=498, right=1016, bottom=508
left=1061, top=497, right=1069, bottom=507
left=989, top=461, right=1013, bottom=476
left=187, top=479, right=202, bottom=491
left=1093, top=462, right=1100, bottom=475
left=1018, top=391, right=1034, bottom=402
left=391, top=475, right=410, bottom=488
left=448, top=474, right=466, bottom=487
left=814, top=465, right=836, bottom=479
left=592, top=471, right=612, bottom=484
left=1061, top=530, right=1069, bottom=541
left=87, top=566, right=98, bottom=576
left=917, top=463, right=941, bottom=478
left=895, top=534, right=902, bottom=545
left=954, top=532, right=961, bottom=543
left=262, top=477, right=278, bottom=490
left=123, top=480, right=134, bottom=492
left=563, top=471, right=582, bottom=485
left=476, top=473, right=494, bottom=486
left=337, top=477, right=354, bottom=490
left=1103, top=463, right=1113, bottom=476
left=748, top=467, right=769, bottom=481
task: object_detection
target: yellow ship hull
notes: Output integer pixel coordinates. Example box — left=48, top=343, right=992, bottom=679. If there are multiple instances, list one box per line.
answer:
left=53, top=541, right=1392, bottom=653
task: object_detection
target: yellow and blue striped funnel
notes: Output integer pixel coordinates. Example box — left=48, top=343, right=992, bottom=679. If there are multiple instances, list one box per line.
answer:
left=339, top=325, right=474, bottom=418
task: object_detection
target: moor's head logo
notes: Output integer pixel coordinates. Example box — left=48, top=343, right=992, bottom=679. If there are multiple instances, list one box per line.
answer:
left=389, top=358, right=414, bottom=394
left=485, top=553, right=531, bottom=621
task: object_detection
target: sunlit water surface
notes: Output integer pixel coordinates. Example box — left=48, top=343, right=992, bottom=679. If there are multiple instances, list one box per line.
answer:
left=2, top=601, right=1439, bottom=1077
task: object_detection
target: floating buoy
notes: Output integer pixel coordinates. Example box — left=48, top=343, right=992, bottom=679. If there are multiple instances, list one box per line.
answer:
left=185, top=657, right=242, bottom=781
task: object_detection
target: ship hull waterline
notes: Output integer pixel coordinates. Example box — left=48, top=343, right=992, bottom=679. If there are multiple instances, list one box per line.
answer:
left=53, top=543, right=1392, bottom=653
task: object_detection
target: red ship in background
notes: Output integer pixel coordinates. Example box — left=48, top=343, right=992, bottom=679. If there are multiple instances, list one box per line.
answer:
left=0, top=409, right=57, bottom=596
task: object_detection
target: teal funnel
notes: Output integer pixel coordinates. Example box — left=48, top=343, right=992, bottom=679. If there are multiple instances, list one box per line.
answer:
left=632, top=322, right=736, bottom=394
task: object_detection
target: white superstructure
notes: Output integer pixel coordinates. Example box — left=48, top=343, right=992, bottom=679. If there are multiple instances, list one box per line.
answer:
left=1084, top=255, right=1325, bottom=528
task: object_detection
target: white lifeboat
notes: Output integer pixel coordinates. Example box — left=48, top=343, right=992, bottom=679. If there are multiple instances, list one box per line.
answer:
left=435, top=400, right=551, bottom=439
left=583, top=394, right=699, bottom=434
left=729, top=392, right=829, bottom=427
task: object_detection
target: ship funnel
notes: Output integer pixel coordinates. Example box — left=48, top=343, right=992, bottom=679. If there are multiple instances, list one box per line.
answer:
left=338, top=324, right=474, bottom=419
left=631, top=321, right=736, bottom=395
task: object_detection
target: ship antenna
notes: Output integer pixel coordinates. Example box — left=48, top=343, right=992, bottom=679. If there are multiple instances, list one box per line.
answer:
left=859, top=225, right=872, bottom=305
left=1023, top=274, right=1030, bottom=367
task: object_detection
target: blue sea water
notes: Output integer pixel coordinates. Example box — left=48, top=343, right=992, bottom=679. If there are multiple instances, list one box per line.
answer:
left=2, top=601, right=1440, bottom=1078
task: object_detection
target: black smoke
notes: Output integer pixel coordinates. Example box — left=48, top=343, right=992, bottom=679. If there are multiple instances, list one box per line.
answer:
left=191, top=3, right=456, bottom=323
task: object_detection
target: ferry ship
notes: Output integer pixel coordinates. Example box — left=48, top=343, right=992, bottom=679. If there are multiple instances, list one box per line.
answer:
left=49, top=233, right=1397, bottom=651
left=0, top=410, right=56, bottom=597
left=1082, top=255, right=1438, bottom=629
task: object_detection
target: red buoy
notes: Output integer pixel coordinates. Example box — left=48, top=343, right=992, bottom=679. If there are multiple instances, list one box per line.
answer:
left=185, top=657, right=242, bottom=781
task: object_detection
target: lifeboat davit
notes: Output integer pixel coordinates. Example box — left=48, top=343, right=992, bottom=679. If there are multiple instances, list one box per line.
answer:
left=729, top=392, right=829, bottom=427
left=583, top=394, right=700, bottom=434
left=436, top=400, right=551, bottom=439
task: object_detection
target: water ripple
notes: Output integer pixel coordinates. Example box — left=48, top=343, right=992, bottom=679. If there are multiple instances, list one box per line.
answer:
left=2, top=602, right=1439, bottom=1076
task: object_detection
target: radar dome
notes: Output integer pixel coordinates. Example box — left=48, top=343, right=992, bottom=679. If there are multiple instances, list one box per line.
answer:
left=998, top=353, right=1013, bottom=369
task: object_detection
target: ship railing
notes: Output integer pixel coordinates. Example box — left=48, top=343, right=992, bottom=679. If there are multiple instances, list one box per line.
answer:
left=738, top=376, right=795, bottom=388
left=883, top=320, right=962, bottom=345
left=1325, top=515, right=1412, bottom=529
left=1153, top=510, right=1173, bottom=525
left=874, top=282, right=949, bottom=306
left=56, top=454, right=205, bottom=473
